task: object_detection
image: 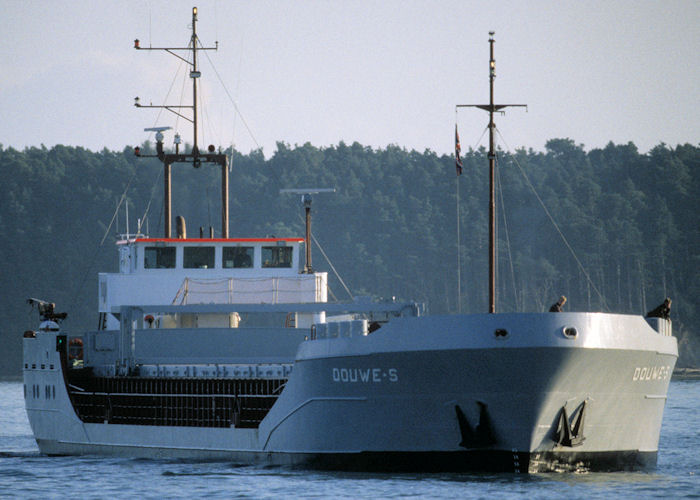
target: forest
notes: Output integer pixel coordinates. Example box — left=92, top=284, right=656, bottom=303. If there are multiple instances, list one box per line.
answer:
left=0, top=139, right=698, bottom=375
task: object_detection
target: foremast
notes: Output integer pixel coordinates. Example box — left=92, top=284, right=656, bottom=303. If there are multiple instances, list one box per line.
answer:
left=133, top=6, right=229, bottom=238
left=457, top=32, right=526, bottom=313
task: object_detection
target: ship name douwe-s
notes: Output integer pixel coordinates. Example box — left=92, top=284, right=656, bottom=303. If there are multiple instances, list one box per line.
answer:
left=632, top=365, right=671, bottom=381
left=332, top=367, right=398, bottom=383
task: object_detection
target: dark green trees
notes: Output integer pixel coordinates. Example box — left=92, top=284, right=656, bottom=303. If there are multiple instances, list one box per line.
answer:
left=1, top=140, right=698, bottom=374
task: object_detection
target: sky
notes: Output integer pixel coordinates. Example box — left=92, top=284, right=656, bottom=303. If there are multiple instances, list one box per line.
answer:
left=1, top=0, right=698, bottom=157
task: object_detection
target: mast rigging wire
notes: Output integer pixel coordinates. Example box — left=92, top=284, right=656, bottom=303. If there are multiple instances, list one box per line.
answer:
left=137, top=166, right=163, bottom=235
left=101, top=173, right=138, bottom=245
left=69, top=170, right=140, bottom=314
left=230, top=40, right=245, bottom=165
left=312, top=231, right=354, bottom=302
left=455, top=112, right=461, bottom=313
left=457, top=112, right=607, bottom=311
left=495, top=155, right=519, bottom=311
left=456, top=168, right=461, bottom=313
left=193, top=34, right=223, bottom=148
left=202, top=49, right=261, bottom=150
left=495, top=128, right=609, bottom=310
left=472, top=126, right=489, bottom=150
left=173, top=47, right=189, bottom=137
left=297, top=214, right=354, bottom=301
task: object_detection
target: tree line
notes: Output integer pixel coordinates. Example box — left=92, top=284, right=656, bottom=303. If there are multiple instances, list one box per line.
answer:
left=0, top=139, right=697, bottom=375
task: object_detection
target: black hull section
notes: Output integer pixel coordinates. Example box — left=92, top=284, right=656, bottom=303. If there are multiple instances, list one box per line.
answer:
left=297, top=450, right=658, bottom=474
left=66, top=369, right=286, bottom=429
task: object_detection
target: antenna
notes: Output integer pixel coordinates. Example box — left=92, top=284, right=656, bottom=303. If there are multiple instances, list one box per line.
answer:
left=280, top=188, right=336, bottom=274
left=144, top=126, right=172, bottom=143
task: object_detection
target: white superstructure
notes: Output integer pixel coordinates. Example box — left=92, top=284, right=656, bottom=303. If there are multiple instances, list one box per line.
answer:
left=99, top=237, right=328, bottom=330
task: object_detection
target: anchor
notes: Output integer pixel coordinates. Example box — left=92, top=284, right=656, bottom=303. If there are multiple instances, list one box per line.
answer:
left=554, top=401, right=586, bottom=447
left=455, top=402, right=497, bottom=448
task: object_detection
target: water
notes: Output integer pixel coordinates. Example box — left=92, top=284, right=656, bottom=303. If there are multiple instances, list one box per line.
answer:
left=1, top=380, right=698, bottom=499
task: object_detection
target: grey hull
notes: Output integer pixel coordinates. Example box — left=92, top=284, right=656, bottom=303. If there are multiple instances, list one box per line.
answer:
left=24, top=312, right=677, bottom=473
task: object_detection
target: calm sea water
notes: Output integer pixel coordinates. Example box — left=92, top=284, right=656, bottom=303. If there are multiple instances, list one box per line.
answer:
left=1, top=380, right=698, bottom=499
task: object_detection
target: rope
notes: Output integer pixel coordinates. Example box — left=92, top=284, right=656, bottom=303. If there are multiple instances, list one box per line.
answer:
left=196, top=37, right=215, bottom=147
left=141, top=50, right=187, bottom=144
left=495, top=155, right=519, bottom=311
left=312, top=230, right=354, bottom=301
left=194, top=37, right=223, bottom=149
left=137, top=166, right=163, bottom=235
left=230, top=39, right=245, bottom=163
left=473, top=126, right=489, bottom=150
left=202, top=49, right=261, bottom=150
left=174, top=49, right=189, bottom=136
left=69, top=170, right=140, bottom=314
left=100, top=173, right=138, bottom=245
left=455, top=112, right=462, bottom=313
left=454, top=111, right=488, bottom=313
left=297, top=213, right=354, bottom=301
left=495, top=128, right=609, bottom=310
left=456, top=172, right=461, bottom=313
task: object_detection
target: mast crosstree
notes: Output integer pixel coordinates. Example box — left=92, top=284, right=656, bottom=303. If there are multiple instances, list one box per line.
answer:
left=457, top=32, right=526, bottom=313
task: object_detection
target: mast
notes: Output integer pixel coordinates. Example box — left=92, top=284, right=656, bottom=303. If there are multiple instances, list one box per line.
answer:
left=133, top=7, right=229, bottom=238
left=191, top=6, right=199, bottom=155
left=457, top=32, right=526, bottom=313
left=280, top=189, right=337, bottom=274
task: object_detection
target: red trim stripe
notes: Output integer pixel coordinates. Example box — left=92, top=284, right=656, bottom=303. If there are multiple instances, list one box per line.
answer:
left=118, top=237, right=304, bottom=244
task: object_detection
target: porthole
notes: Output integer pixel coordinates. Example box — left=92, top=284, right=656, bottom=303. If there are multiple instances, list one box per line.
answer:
left=494, top=328, right=509, bottom=338
left=562, top=326, right=578, bottom=339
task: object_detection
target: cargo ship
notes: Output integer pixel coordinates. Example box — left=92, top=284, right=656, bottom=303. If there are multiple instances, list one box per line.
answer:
left=23, top=8, right=677, bottom=472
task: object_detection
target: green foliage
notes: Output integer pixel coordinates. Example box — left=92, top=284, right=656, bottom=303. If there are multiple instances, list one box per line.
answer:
left=1, top=140, right=698, bottom=374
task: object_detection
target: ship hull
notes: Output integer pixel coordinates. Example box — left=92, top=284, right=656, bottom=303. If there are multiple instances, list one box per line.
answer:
left=35, top=443, right=656, bottom=474
left=24, top=312, right=677, bottom=473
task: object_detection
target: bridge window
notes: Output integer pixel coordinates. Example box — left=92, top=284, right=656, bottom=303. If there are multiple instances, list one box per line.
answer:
left=145, top=247, right=176, bottom=269
left=223, top=247, right=254, bottom=268
left=262, top=246, right=292, bottom=268
left=184, top=247, right=215, bottom=269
